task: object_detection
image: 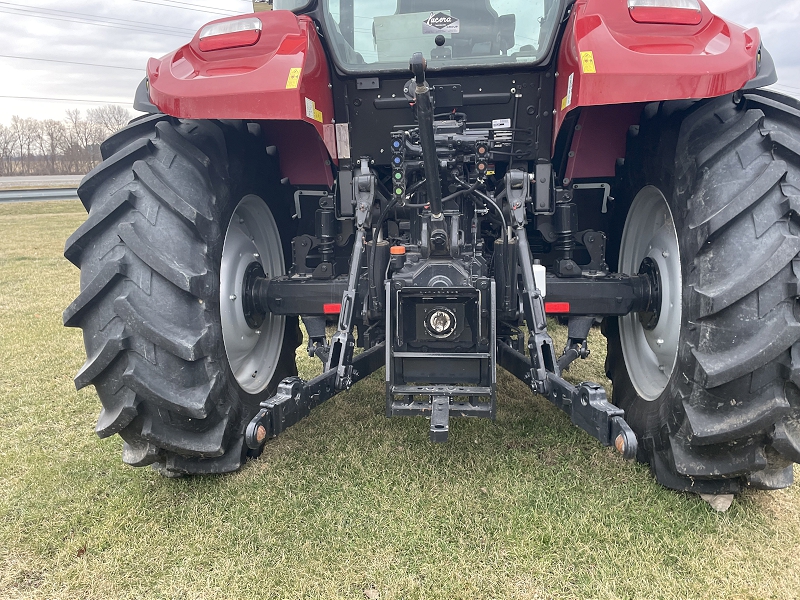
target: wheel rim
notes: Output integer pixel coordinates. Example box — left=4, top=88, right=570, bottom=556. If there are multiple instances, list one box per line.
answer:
left=619, top=186, right=682, bottom=401
left=221, top=195, right=285, bottom=394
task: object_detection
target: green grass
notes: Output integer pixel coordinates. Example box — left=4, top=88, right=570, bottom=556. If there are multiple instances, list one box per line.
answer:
left=1, top=200, right=799, bottom=600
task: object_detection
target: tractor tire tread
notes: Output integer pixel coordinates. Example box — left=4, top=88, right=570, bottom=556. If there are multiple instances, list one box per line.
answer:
left=608, top=90, right=800, bottom=493
left=65, top=116, right=297, bottom=474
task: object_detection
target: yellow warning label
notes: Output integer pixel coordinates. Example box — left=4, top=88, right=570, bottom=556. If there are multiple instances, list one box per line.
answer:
left=305, top=97, right=324, bottom=123
left=561, top=96, right=568, bottom=110
left=580, top=51, right=596, bottom=74
left=286, top=67, right=302, bottom=89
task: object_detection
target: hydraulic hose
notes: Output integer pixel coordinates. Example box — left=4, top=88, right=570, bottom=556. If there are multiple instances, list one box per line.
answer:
left=441, top=180, right=479, bottom=204
left=368, top=197, right=399, bottom=311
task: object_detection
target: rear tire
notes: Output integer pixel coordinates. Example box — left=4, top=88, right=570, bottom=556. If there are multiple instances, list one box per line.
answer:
left=605, top=91, right=800, bottom=494
left=64, top=115, right=301, bottom=475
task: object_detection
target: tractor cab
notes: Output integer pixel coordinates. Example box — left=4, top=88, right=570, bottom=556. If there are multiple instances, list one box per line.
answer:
left=306, top=0, right=560, bottom=68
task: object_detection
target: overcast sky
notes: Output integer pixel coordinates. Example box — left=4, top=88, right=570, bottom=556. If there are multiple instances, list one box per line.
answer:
left=0, top=0, right=797, bottom=126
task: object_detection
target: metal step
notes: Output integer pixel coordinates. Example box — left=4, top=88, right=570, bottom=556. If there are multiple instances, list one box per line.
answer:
left=390, top=384, right=493, bottom=396
left=390, top=398, right=493, bottom=418
left=391, top=352, right=491, bottom=359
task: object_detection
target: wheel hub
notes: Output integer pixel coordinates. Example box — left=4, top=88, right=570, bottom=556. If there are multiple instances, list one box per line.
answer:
left=618, top=186, right=682, bottom=402
left=241, top=261, right=267, bottom=330
left=220, top=195, right=285, bottom=395
left=637, top=256, right=662, bottom=330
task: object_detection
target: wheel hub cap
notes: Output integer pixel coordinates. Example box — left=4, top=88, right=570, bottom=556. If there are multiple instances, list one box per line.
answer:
left=220, top=195, right=285, bottom=394
left=618, top=186, right=682, bottom=401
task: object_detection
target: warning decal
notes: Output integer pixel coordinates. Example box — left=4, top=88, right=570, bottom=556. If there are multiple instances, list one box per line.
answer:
left=335, top=123, right=351, bottom=160
left=286, top=67, right=302, bottom=89
left=305, top=97, right=323, bottom=123
left=580, top=51, right=596, bottom=74
left=423, top=12, right=459, bottom=34
left=561, top=72, right=574, bottom=111
left=322, top=124, right=337, bottom=159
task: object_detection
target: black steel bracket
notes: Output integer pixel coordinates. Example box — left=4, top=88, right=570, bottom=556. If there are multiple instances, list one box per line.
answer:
left=502, top=168, right=637, bottom=459
left=384, top=279, right=497, bottom=443
left=497, top=341, right=637, bottom=459
left=507, top=169, right=558, bottom=395
left=430, top=396, right=450, bottom=443
left=326, top=158, right=375, bottom=389
left=245, top=343, right=385, bottom=450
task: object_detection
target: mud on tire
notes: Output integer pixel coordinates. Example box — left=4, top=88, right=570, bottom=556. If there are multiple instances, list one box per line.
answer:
left=605, top=90, right=800, bottom=494
left=64, top=115, right=300, bottom=476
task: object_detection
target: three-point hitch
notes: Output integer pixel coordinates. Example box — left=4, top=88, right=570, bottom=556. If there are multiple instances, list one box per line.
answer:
left=246, top=53, right=638, bottom=460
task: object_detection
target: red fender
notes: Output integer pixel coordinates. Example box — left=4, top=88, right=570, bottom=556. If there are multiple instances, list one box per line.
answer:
left=554, top=0, right=761, bottom=162
left=147, top=10, right=335, bottom=186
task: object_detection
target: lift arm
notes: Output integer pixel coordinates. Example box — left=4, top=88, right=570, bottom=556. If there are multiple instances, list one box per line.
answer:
left=504, top=168, right=638, bottom=460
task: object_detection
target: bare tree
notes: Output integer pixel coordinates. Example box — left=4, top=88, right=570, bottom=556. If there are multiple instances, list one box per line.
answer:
left=88, top=105, right=132, bottom=139
left=10, top=116, right=42, bottom=175
left=0, top=105, right=133, bottom=177
left=40, top=119, right=68, bottom=175
left=0, top=124, right=14, bottom=176
left=65, top=109, right=103, bottom=173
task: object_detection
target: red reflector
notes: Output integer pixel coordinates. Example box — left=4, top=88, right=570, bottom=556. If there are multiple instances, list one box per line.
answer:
left=323, top=303, right=341, bottom=315
left=545, top=302, right=570, bottom=314
left=199, top=29, right=261, bottom=52
left=629, top=7, right=701, bottom=25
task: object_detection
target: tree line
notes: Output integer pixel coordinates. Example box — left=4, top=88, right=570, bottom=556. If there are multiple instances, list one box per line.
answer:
left=0, top=105, right=132, bottom=176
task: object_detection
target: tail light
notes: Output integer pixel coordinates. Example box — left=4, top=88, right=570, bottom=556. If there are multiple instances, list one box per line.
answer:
left=545, top=302, right=570, bottom=314
left=199, top=17, right=262, bottom=52
left=627, top=0, right=702, bottom=25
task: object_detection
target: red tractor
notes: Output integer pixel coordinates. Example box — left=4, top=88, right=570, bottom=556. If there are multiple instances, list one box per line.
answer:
left=65, top=0, right=800, bottom=499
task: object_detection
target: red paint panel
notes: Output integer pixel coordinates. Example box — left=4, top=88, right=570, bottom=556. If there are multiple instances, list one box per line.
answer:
left=323, top=303, right=342, bottom=315
left=565, top=103, right=644, bottom=179
left=147, top=11, right=336, bottom=185
left=545, top=302, right=571, bottom=314
left=553, top=0, right=760, bottom=143
left=259, top=120, right=334, bottom=187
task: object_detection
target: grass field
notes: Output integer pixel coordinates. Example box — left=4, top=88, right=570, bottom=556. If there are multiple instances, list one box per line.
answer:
left=1, top=200, right=799, bottom=600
